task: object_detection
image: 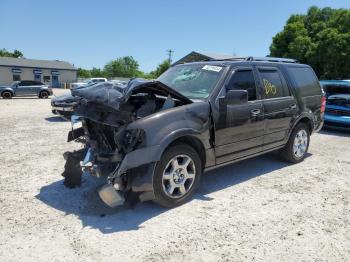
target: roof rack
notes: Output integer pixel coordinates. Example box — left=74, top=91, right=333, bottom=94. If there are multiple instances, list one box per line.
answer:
left=216, top=56, right=299, bottom=63
left=245, top=56, right=298, bottom=63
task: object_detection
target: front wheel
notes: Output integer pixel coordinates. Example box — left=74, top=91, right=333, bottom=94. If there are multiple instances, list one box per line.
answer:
left=2, top=91, right=12, bottom=99
left=153, top=144, right=202, bottom=207
left=280, top=123, right=310, bottom=163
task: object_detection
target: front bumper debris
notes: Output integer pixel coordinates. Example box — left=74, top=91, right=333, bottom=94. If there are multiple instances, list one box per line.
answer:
left=98, top=184, right=125, bottom=207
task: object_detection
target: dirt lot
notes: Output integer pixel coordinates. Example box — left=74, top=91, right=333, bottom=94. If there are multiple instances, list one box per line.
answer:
left=0, top=89, right=349, bottom=262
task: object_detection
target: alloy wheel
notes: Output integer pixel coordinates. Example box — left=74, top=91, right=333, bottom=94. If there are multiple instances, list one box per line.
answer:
left=293, top=129, right=308, bottom=158
left=162, top=154, right=196, bottom=198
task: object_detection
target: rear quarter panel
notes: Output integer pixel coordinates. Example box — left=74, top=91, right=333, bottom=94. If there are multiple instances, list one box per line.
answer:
left=282, top=65, right=324, bottom=132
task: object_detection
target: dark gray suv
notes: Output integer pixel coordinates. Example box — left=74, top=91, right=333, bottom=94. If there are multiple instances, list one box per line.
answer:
left=62, top=57, right=324, bottom=208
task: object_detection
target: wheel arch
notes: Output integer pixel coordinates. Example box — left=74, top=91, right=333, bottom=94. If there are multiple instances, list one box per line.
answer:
left=39, top=90, right=49, bottom=96
left=287, top=115, right=313, bottom=141
left=164, top=135, right=206, bottom=170
left=1, top=89, right=14, bottom=96
left=297, top=117, right=313, bottom=134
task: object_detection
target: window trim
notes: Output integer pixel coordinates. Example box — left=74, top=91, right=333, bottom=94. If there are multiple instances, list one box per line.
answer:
left=256, top=66, right=292, bottom=100
left=215, top=66, right=261, bottom=104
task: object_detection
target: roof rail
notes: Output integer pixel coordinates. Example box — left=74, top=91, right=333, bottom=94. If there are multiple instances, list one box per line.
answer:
left=244, top=56, right=298, bottom=63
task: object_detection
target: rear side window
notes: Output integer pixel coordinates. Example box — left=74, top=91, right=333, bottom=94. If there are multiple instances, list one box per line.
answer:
left=287, top=67, right=321, bottom=97
left=227, top=70, right=257, bottom=101
left=259, top=69, right=290, bottom=99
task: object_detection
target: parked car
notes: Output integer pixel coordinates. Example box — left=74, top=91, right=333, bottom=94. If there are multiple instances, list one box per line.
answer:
left=70, top=78, right=107, bottom=89
left=320, top=80, right=350, bottom=128
left=62, top=57, right=324, bottom=208
left=51, top=81, right=127, bottom=119
left=0, top=80, right=52, bottom=99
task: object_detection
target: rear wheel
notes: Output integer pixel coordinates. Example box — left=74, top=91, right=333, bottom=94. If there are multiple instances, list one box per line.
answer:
left=39, top=91, right=49, bottom=99
left=2, top=91, right=12, bottom=99
left=153, top=144, right=202, bottom=207
left=280, top=123, right=310, bottom=163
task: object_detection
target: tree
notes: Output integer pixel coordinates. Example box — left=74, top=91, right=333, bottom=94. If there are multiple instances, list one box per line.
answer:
left=0, top=48, right=23, bottom=58
left=148, top=60, right=171, bottom=79
left=90, top=67, right=105, bottom=77
left=270, top=6, right=350, bottom=79
left=104, top=56, right=140, bottom=78
left=77, top=68, right=91, bottom=78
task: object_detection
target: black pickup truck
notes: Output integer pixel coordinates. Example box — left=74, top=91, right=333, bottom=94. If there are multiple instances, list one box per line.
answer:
left=62, top=57, right=324, bottom=208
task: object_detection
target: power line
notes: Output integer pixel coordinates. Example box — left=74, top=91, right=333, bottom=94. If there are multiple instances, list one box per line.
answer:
left=166, top=49, right=174, bottom=64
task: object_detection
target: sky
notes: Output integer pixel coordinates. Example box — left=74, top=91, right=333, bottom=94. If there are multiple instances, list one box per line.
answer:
left=0, top=0, right=349, bottom=72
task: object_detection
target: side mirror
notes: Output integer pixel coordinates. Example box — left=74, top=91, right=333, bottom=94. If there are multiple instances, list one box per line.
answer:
left=224, top=89, right=248, bottom=105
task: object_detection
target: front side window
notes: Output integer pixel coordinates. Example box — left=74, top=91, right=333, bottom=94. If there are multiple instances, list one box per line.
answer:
left=19, top=81, right=32, bottom=86
left=227, top=70, right=257, bottom=101
left=259, top=69, right=290, bottom=99
left=158, top=64, right=225, bottom=100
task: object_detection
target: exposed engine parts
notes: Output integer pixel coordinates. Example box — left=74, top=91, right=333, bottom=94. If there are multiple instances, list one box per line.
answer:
left=62, top=79, right=195, bottom=207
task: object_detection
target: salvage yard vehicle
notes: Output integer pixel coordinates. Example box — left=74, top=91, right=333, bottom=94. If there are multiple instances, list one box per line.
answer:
left=62, top=57, right=324, bottom=208
left=70, top=77, right=107, bottom=89
left=320, top=80, right=350, bottom=128
left=0, top=80, right=52, bottom=99
left=51, top=81, right=127, bottom=119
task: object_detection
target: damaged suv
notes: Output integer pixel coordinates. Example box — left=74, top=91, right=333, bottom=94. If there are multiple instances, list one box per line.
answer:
left=63, top=57, right=324, bottom=208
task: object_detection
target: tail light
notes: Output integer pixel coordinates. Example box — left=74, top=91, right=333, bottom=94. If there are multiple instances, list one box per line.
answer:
left=321, top=96, right=326, bottom=113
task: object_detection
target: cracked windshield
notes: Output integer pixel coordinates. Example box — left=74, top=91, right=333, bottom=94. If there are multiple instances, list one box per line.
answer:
left=158, top=64, right=224, bottom=100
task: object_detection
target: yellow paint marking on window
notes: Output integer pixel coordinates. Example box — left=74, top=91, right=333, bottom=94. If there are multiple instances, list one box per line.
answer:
left=263, top=79, right=277, bottom=95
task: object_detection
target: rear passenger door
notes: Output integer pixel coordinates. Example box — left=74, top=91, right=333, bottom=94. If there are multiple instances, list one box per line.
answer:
left=257, top=67, right=297, bottom=150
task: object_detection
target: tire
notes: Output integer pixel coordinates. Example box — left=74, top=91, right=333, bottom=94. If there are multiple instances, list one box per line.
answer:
left=2, top=91, right=12, bottom=99
left=39, top=91, right=49, bottom=99
left=280, top=123, right=310, bottom=163
left=153, top=144, right=202, bottom=207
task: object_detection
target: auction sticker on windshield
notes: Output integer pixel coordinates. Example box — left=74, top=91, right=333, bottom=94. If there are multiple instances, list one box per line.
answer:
left=202, top=65, right=222, bottom=72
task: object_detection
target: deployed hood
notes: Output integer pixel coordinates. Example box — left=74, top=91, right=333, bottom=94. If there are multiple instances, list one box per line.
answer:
left=71, top=78, right=192, bottom=110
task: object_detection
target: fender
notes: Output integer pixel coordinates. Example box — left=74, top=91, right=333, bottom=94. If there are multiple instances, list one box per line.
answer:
left=1, top=87, right=14, bottom=96
left=116, top=102, right=212, bottom=176
left=287, top=112, right=315, bottom=140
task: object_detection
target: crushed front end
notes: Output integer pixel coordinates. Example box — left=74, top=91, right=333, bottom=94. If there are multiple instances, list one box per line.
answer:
left=61, top=80, right=192, bottom=207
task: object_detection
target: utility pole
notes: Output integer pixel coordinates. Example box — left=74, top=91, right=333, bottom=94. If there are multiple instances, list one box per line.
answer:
left=166, top=49, right=174, bottom=64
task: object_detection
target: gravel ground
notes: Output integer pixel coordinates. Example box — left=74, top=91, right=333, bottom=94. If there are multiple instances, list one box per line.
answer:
left=0, top=89, right=349, bottom=262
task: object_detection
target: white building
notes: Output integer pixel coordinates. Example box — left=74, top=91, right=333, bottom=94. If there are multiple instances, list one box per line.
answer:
left=0, top=57, right=77, bottom=87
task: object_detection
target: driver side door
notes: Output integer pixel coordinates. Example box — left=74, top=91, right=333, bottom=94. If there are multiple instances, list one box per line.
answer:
left=213, top=68, right=265, bottom=164
left=16, top=81, right=36, bottom=96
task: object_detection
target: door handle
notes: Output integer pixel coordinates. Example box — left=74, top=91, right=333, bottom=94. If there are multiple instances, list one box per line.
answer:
left=251, top=109, right=261, bottom=117
left=289, top=103, right=297, bottom=109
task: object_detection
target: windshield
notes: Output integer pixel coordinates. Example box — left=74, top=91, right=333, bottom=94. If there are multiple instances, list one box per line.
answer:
left=157, top=64, right=225, bottom=100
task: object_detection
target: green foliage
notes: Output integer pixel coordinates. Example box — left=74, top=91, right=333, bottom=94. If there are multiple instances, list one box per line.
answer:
left=77, top=68, right=91, bottom=78
left=77, top=57, right=171, bottom=80
left=147, top=60, right=171, bottom=79
left=104, top=56, right=140, bottom=78
left=90, top=67, right=105, bottom=77
left=0, top=48, right=23, bottom=58
left=270, top=6, right=350, bottom=79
